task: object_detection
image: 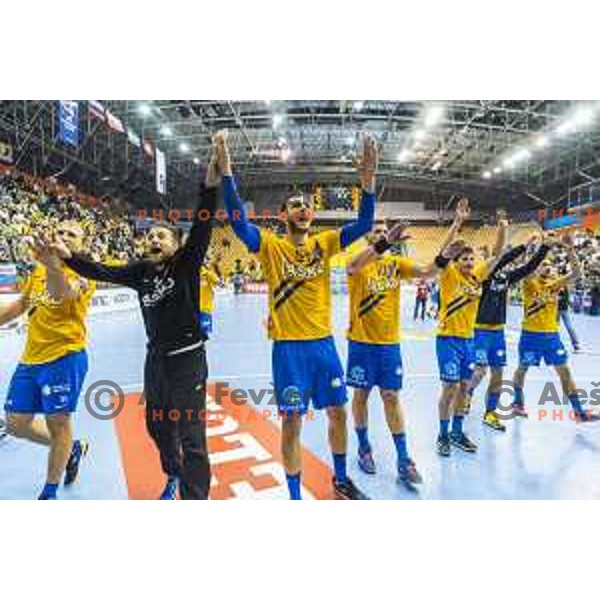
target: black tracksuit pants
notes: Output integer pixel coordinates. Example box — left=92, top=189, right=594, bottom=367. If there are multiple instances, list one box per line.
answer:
left=144, top=346, right=211, bottom=500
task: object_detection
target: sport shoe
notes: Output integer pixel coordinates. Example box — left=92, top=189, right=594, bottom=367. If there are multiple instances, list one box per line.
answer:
left=437, top=435, right=451, bottom=457
left=512, top=403, right=529, bottom=418
left=357, top=450, right=376, bottom=475
left=449, top=432, right=478, bottom=453
left=333, top=477, right=369, bottom=500
left=397, top=459, right=423, bottom=490
left=64, top=439, right=89, bottom=486
left=483, top=411, right=506, bottom=432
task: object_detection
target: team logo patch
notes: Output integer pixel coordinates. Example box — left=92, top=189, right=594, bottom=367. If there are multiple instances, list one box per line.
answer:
left=395, top=366, right=403, bottom=376
left=556, top=348, right=566, bottom=355
left=41, top=385, right=52, bottom=397
left=348, top=366, right=366, bottom=385
left=443, top=363, right=459, bottom=379
left=281, top=386, right=302, bottom=405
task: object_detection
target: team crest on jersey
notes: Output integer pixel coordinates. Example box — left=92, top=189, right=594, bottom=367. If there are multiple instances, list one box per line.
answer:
left=28, top=289, right=63, bottom=308
left=283, top=241, right=325, bottom=280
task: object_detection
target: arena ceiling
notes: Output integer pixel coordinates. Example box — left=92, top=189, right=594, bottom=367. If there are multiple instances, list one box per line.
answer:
left=1, top=100, right=600, bottom=213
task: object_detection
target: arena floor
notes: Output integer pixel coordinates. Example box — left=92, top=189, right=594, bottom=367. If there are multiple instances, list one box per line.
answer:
left=2, top=289, right=600, bottom=500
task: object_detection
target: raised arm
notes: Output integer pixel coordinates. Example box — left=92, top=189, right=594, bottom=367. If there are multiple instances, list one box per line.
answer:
left=506, top=242, right=550, bottom=285
left=347, top=222, right=409, bottom=276
left=491, top=211, right=509, bottom=258
left=214, top=130, right=261, bottom=253
left=340, top=135, right=377, bottom=249
left=411, top=197, right=471, bottom=277
left=32, top=233, right=86, bottom=302
left=178, top=158, right=219, bottom=268
left=555, top=232, right=583, bottom=286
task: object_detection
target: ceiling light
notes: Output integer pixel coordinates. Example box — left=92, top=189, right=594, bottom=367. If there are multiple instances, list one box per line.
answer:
left=398, top=150, right=411, bottom=163
left=414, top=129, right=425, bottom=141
left=425, top=104, right=444, bottom=128
left=512, top=148, right=531, bottom=163
left=535, top=135, right=549, bottom=148
left=353, top=101, right=364, bottom=111
left=193, top=157, right=200, bottom=165
left=272, top=114, right=284, bottom=128
left=482, top=171, right=492, bottom=179
left=161, top=126, right=172, bottom=137
left=138, top=103, right=151, bottom=116
left=493, top=166, right=501, bottom=174
left=571, top=106, right=595, bottom=128
left=179, top=142, right=190, bottom=153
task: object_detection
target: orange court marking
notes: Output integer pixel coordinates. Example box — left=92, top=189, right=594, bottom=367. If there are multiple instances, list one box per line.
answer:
left=113, top=384, right=334, bottom=500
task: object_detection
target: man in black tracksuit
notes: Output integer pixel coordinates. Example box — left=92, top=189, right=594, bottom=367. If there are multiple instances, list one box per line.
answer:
left=470, top=237, right=552, bottom=431
left=48, top=165, right=218, bottom=500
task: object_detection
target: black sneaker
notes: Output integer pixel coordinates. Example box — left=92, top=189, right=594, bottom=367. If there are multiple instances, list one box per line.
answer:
left=64, top=439, right=89, bottom=486
left=332, top=477, right=369, bottom=500
left=449, top=432, right=478, bottom=453
left=437, top=435, right=451, bottom=457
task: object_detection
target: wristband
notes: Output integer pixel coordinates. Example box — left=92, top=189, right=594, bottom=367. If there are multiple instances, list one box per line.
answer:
left=435, top=254, right=451, bottom=268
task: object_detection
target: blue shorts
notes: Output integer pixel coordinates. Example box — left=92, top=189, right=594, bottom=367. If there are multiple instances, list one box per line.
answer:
left=200, top=312, right=213, bottom=336
left=474, top=328, right=507, bottom=368
left=4, top=350, right=89, bottom=415
left=436, top=336, right=476, bottom=383
left=273, top=336, right=347, bottom=416
left=518, top=331, right=568, bottom=367
left=346, top=340, right=403, bottom=390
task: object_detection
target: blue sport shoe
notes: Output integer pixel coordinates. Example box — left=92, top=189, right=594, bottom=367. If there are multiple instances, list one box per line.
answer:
left=357, top=449, right=376, bottom=475
left=159, top=477, right=179, bottom=500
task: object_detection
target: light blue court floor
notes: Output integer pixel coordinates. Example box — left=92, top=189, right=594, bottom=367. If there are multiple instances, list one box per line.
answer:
left=2, top=289, right=600, bottom=500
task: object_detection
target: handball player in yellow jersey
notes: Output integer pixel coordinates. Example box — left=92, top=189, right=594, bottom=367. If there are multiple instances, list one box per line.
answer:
left=216, top=130, right=375, bottom=500
left=433, top=198, right=505, bottom=457
left=0, top=222, right=94, bottom=499
left=511, top=230, right=597, bottom=422
left=345, top=206, right=465, bottom=489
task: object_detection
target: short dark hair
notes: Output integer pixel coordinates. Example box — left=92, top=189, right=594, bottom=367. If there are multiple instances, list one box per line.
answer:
left=151, top=222, right=183, bottom=244
left=279, top=192, right=311, bottom=214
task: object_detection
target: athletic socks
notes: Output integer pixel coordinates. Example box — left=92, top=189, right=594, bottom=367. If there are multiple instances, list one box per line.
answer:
left=286, top=473, right=302, bottom=500
left=568, top=393, right=585, bottom=416
left=332, top=453, right=348, bottom=484
left=392, top=432, right=409, bottom=466
left=38, top=482, right=58, bottom=500
left=514, top=386, right=524, bottom=407
left=355, top=426, right=371, bottom=454
left=440, top=419, right=450, bottom=438
left=451, top=415, right=464, bottom=435
left=487, top=392, right=499, bottom=412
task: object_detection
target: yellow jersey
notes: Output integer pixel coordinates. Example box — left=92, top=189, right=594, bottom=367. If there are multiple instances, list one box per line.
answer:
left=347, top=255, right=415, bottom=344
left=437, top=262, right=485, bottom=338
left=199, top=266, right=219, bottom=314
left=21, top=264, right=96, bottom=365
left=257, top=229, right=340, bottom=341
left=522, top=275, right=560, bottom=333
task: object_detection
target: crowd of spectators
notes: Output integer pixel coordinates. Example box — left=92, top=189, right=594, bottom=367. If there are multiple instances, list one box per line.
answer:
left=0, top=169, right=139, bottom=276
